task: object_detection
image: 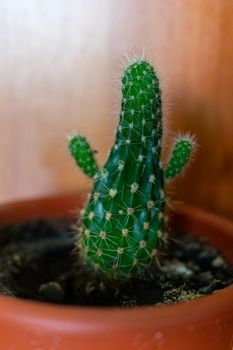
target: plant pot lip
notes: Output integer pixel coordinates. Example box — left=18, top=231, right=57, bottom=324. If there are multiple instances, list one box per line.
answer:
left=0, top=287, right=232, bottom=333
left=0, top=194, right=232, bottom=331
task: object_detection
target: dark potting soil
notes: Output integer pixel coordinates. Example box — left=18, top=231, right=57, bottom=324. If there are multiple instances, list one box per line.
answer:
left=0, top=219, right=232, bottom=307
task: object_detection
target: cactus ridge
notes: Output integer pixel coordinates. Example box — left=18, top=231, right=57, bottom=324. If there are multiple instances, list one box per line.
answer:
left=69, top=58, right=195, bottom=279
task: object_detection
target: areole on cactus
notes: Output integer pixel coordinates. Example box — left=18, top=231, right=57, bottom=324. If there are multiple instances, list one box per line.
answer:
left=68, top=57, right=196, bottom=279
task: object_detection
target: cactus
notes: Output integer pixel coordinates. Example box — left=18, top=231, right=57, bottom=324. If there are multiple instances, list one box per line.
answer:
left=69, top=135, right=98, bottom=178
left=69, top=58, right=196, bottom=279
left=164, top=135, right=195, bottom=181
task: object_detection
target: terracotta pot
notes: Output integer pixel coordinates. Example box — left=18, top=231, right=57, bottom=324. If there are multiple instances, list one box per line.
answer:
left=0, top=194, right=232, bottom=350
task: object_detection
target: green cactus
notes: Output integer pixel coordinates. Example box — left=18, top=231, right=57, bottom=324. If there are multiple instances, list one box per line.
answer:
left=69, top=135, right=98, bottom=178
left=69, top=58, right=195, bottom=279
left=164, top=135, right=195, bottom=181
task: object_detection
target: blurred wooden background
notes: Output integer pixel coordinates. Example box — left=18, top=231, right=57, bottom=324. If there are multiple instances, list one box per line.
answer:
left=0, top=0, right=232, bottom=219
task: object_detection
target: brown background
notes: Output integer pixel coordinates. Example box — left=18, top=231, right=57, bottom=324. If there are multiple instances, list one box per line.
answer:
left=0, top=0, right=232, bottom=219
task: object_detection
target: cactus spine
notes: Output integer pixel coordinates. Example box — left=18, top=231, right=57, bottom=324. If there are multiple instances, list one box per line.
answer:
left=69, top=58, right=195, bottom=279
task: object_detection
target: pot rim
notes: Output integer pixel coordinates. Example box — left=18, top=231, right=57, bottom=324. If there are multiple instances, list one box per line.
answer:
left=0, top=194, right=232, bottom=332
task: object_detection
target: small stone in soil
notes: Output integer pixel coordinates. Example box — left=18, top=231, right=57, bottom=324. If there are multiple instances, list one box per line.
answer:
left=211, top=256, right=225, bottom=268
left=39, top=281, right=64, bottom=302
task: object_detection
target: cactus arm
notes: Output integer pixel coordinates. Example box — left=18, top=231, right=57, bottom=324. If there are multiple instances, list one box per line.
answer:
left=68, top=135, right=99, bottom=178
left=164, top=134, right=196, bottom=181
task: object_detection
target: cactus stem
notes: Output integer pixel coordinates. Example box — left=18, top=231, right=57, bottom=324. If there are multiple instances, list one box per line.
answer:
left=70, top=58, right=196, bottom=279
